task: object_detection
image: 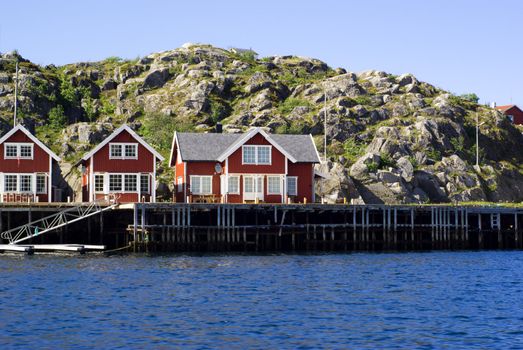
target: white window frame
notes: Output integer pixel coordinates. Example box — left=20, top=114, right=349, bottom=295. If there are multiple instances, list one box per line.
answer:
left=107, top=173, right=144, bottom=193
left=287, top=176, right=298, bottom=196
left=109, top=174, right=123, bottom=192
left=4, top=143, right=34, bottom=160
left=94, top=174, right=104, bottom=193
left=3, top=173, right=38, bottom=193
left=267, top=175, right=281, bottom=195
left=36, top=174, right=47, bottom=194
left=109, top=143, right=138, bottom=160
left=4, top=174, right=18, bottom=192
left=228, top=175, right=240, bottom=194
left=190, top=175, right=213, bottom=195
left=140, top=174, right=150, bottom=194
left=242, top=145, right=272, bottom=165
left=124, top=174, right=137, bottom=192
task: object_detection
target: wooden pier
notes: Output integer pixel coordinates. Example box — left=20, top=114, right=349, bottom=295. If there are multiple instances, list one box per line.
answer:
left=128, top=203, right=523, bottom=252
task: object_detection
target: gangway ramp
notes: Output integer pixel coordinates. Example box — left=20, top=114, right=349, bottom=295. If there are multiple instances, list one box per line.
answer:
left=0, top=198, right=118, bottom=245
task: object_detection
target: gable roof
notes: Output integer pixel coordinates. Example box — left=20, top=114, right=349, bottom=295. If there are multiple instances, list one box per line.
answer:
left=81, top=124, right=164, bottom=161
left=495, top=104, right=520, bottom=113
left=0, top=124, right=60, bottom=161
left=172, top=128, right=320, bottom=164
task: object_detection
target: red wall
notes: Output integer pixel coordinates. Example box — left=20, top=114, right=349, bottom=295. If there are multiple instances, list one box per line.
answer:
left=92, top=131, right=154, bottom=173
left=288, top=162, right=314, bottom=203
left=227, top=134, right=286, bottom=174
left=186, top=161, right=223, bottom=199
left=505, top=106, right=523, bottom=125
left=0, top=130, right=50, bottom=173
left=83, top=130, right=156, bottom=203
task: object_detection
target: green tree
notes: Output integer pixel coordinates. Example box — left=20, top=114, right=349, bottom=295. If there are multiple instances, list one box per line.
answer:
left=459, top=93, right=479, bottom=103
left=49, top=105, right=67, bottom=128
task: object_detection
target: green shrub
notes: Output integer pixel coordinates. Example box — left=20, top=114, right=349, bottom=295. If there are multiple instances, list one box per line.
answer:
left=48, top=105, right=67, bottom=128
left=426, top=147, right=442, bottom=161
left=277, top=98, right=312, bottom=115
left=379, top=152, right=396, bottom=169
left=352, top=95, right=372, bottom=106
left=367, top=161, right=379, bottom=173
left=343, top=138, right=366, bottom=164
left=459, top=93, right=479, bottom=103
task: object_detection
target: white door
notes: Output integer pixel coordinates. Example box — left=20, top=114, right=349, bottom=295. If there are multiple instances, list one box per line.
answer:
left=243, top=175, right=264, bottom=201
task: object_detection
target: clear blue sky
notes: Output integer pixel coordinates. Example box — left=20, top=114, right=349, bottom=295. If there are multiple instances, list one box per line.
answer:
left=1, top=0, right=521, bottom=106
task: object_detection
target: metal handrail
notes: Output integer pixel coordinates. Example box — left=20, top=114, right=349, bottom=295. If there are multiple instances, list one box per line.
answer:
left=1, top=195, right=119, bottom=244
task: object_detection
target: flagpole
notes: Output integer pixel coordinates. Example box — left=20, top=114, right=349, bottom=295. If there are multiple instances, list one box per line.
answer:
left=14, top=60, right=18, bottom=126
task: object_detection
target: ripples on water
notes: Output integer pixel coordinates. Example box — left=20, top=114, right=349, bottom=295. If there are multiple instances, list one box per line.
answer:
left=1, top=251, right=523, bottom=349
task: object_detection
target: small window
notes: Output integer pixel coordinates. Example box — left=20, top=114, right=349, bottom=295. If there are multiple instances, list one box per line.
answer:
left=109, top=174, right=122, bottom=192
left=243, top=146, right=256, bottom=164
left=257, top=146, right=271, bottom=164
left=4, top=143, right=33, bottom=159
left=140, top=174, right=150, bottom=193
left=191, top=176, right=212, bottom=195
left=201, top=176, right=212, bottom=194
left=36, top=174, right=47, bottom=194
left=508, top=115, right=514, bottom=123
left=110, top=144, right=122, bottom=158
left=177, top=176, right=183, bottom=192
left=94, top=174, right=104, bottom=193
left=20, top=175, right=32, bottom=192
left=228, top=176, right=239, bottom=194
left=4, top=175, right=17, bottom=192
left=287, top=177, right=297, bottom=196
left=124, top=174, right=137, bottom=192
left=125, top=144, right=137, bottom=158
left=20, top=145, right=33, bottom=159
left=267, top=176, right=281, bottom=195
left=5, top=145, right=17, bottom=158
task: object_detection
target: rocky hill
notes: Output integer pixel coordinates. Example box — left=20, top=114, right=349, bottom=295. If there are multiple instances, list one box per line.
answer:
left=1, top=43, right=523, bottom=203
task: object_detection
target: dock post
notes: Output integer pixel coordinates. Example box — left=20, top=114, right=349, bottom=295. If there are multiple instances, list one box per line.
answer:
left=516, top=212, right=518, bottom=248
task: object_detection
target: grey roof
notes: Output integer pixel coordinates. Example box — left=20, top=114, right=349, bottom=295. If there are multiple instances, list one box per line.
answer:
left=177, top=133, right=242, bottom=161
left=176, top=132, right=320, bottom=163
left=270, top=134, right=320, bottom=162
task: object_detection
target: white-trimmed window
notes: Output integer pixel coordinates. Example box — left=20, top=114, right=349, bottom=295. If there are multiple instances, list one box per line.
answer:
left=242, top=145, right=271, bottom=165
left=19, top=175, right=32, bottom=192
left=257, top=146, right=271, bottom=164
left=228, top=176, right=239, bottom=194
left=267, top=176, right=281, bottom=195
left=109, top=174, right=122, bottom=192
left=94, top=174, right=104, bottom=193
left=287, top=176, right=298, bottom=196
left=140, top=174, right=150, bottom=193
left=177, top=176, right=183, bottom=192
left=109, top=143, right=138, bottom=160
left=36, top=174, right=47, bottom=194
left=191, top=176, right=212, bottom=195
left=4, top=143, right=33, bottom=159
left=4, top=175, right=17, bottom=192
left=124, top=174, right=137, bottom=192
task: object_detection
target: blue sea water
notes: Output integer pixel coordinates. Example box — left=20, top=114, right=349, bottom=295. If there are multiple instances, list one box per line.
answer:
left=1, top=251, right=523, bottom=349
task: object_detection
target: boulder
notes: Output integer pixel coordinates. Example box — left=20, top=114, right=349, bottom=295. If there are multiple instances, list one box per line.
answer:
left=350, top=153, right=381, bottom=179
left=396, top=156, right=414, bottom=182
left=377, top=170, right=401, bottom=184
left=315, top=161, right=363, bottom=204
left=143, top=68, right=169, bottom=90
left=397, top=73, right=417, bottom=87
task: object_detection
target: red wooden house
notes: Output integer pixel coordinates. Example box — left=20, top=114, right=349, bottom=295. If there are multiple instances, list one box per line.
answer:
left=495, top=105, right=523, bottom=125
left=0, top=124, right=60, bottom=203
left=169, top=128, right=321, bottom=203
left=79, top=125, right=164, bottom=203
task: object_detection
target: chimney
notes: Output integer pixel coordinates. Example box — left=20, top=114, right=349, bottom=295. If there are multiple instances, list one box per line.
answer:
left=215, top=123, right=223, bottom=133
